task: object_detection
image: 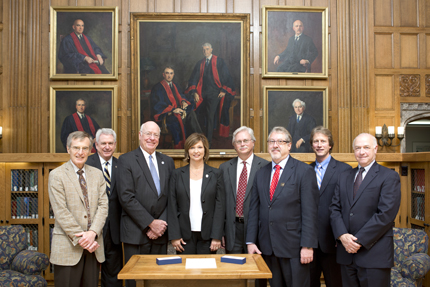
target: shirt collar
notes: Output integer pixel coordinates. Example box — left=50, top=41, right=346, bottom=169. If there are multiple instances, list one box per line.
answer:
left=316, top=155, right=332, bottom=169
left=77, top=111, right=84, bottom=118
left=99, top=155, right=113, bottom=167
left=70, top=160, right=86, bottom=174
left=206, top=55, right=213, bottom=61
left=240, top=153, right=254, bottom=166
left=358, top=160, right=375, bottom=173
left=272, top=155, right=289, bottom=170
left=140, top=146, right=156, bottom=160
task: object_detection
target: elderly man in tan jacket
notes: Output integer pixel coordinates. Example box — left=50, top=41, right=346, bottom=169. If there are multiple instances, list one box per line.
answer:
left=48, top=131, right=108, bottom=287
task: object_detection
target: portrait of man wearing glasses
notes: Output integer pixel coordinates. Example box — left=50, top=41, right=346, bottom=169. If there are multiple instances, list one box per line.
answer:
left=247, top=126, right=319, bottom=287
left=286, top=98, right=316, bottom=153
left=117, top=121, right=175, bottom=287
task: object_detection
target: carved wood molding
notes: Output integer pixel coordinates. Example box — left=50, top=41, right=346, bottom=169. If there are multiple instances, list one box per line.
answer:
left=426, top=75, right=430, bottom=97
left=399, top=74, right=420, bottom=97
left=400, top=103, right=430, bottom=152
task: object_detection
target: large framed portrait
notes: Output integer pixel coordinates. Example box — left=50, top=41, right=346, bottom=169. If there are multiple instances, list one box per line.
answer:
left=131, top=13, right=250, bottom=153
left=262, top=6, right=328, bottom=78
left=50, top=6, right=118, bottom=80
left=263, top=86, right=328, bottom=152
left=50, top=85, right=118, bottom=153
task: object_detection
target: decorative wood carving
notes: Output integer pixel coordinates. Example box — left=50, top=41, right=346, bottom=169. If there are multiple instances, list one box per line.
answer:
left=399, top=75, right=420, bottom=97
left=426, top=75, right=430, bottom=97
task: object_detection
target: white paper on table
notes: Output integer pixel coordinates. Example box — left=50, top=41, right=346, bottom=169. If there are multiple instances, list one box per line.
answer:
left=185, top=258, right=217, bottom=269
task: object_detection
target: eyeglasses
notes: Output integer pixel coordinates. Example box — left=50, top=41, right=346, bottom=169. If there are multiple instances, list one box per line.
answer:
left=267, top=140, right=290, bottom=146
left=71, top=146, right=90, bottom=152
left=142, top=131, right=160, bottom=138
left=234, top=139, right=253, bottom=145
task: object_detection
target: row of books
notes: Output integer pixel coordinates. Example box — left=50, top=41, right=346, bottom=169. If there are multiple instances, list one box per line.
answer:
left=11, top=197, right=38, bottom=219
left=11, top=169, right=38, bottom=192
left=24, top=226, right=38, bottom=251
left=413, top=196, right=425, bottom=221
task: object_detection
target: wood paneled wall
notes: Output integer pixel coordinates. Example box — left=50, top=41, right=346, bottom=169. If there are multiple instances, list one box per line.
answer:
left=0, top=0, right=429, bottom=154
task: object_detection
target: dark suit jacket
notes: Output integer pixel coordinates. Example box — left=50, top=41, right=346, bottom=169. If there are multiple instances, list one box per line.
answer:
left=168, top=164, right=225, bottom=241
left=86, top=153, right=122, bottom=245
left=277, top=34, right=318, bottom=73
left=330, top=162, right=401, bottom=268
left=118, top=148, right=174, bottom=245
left=286, top=112, right=316, bottom=153
left=310, top=157, right=352, bottom=253
left=219, top=155, right=269, bottom=252
left=246, top=156, right=319, bottom=258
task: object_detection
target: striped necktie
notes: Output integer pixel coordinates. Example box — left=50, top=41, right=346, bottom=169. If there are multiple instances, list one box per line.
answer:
left=316, top=164, right=323, bottom=190
left=103, top=162, right=111, bottom=195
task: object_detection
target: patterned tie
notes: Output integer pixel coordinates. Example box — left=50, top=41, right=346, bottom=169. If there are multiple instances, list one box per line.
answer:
left=353, top=167, right=365, bottom=199
left=103, top=162, right=111, bottom=195
left=270, top=165, right=281, bottom=201
left=77, top=169, right=91, bottom=230
left=236, top=161, right=248, bottom=217
left=149, top=155, right=161, bottom=196
left=316, top=164, right=323, bottom=190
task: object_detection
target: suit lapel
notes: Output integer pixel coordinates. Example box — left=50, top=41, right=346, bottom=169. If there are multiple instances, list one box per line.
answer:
left=65, top=161, right=85, bottom=206
left=85, top=166, right=98, bottom=211
left=110, top=157, right=118, bottom=194
left=156, top=152, right=168, bottom=197
left=134, top=149, right=158, bottom=196
left=244, top=156, right=260, bottom=202
left=351, top=163, right=379, bottom=206
left=228, top=158, right=239, bottom=203
left=271, top=157, right=294, bottom=203
left=180, top=166, right=191, bottom=199
left=347, top=168, right=357, bottom=206
left=320, top=158, right=336, bottom=196
left=201, top=165, right=212, bottom=198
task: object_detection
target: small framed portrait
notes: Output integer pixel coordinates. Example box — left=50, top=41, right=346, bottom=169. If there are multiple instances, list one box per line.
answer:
left=50, top=6, right=118, bottom=80
left=263, top=86, right=328, bottom=152
left=262, top=6, right=328, bottom=78
left=50, top=85, right=118, bottom=153
left=130, top=13, right=250, bottom=153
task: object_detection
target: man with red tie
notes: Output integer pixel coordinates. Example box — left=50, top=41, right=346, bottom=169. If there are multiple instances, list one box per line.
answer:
left=247, top=126, right=319, bottom=287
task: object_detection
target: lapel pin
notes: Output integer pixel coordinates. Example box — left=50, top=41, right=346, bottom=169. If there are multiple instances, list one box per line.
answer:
left=161, top=161, right=164, bottom=164
left=281, top=183, right=285, bottom=186
left=206, top=174, right=209, bottom=178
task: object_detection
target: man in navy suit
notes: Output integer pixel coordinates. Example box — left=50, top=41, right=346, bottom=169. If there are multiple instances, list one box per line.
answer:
left=247, top=126, right=319, bottom=287
left=309, top=126, right=351, bottom=287
left=118, top=121, right=175, bottom=287
left=86, top=128, right=122, bottom=287
left=220, top=126, right=269, bottom=254
left=330, top=133, right=401, bottom=287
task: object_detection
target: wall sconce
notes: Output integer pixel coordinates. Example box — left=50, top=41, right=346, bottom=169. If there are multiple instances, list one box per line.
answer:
left=375, top=124, right=404, bottom=147
left=0, top=126, right=2, bottom=139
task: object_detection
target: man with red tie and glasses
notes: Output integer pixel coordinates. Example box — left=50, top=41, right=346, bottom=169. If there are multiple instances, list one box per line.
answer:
left=58, top=19, right=110, bottom=74
left=246, top=126, right=319, bottom=287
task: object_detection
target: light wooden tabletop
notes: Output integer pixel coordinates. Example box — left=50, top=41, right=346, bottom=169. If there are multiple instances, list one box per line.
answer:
left=118, top=254, right=272, bottom=280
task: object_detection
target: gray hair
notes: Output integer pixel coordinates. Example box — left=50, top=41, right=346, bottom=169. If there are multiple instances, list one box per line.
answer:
left=352, top=133, right=378, bottom=148
left=268, top=126, right=292, bottom=143
left=140, top=121, right=161, bottom=133
left=66, top=131, right=92, bottom=149
left=292, top=99, right=306, bottom=109
left=232, top=126, right=256, bottom=145
left=202, top=43, right=212, bottom=48
left=76, top=98, right=86, bottom=105
left=95, top=128, right=117, bottom=143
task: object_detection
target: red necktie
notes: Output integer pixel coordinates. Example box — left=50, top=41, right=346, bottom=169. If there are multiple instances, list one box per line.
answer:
left=270, top=165, right=281, bottom=201
left=236, top=161, right=247, bottom=217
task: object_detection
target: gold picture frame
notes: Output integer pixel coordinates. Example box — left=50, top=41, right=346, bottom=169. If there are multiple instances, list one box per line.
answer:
left=50, top=6, right=118, bottom=80
left=262, top=6, right=328, bottom=78
left=50, top=85, right=118, bottom=153
left=130, top=13, right=250, bottom=155
left=263, top=86, right=328, bottom=152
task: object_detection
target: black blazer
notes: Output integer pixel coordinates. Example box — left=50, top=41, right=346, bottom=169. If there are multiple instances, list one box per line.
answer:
left=219, top=155, right=269, bottom=252
left=168, top=164, right=225, bottom=241
left=246, top=156, right=319, bottom=258
left=330, top=162, right=401, bottom=268
left=310, top=157, right=352, bottom=253
left=86, top=153, right=122, bottom=245
left=118, top=148, right=174, bottom=245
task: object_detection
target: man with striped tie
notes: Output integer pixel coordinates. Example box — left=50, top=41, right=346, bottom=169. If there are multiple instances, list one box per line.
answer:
left=309, top=126, right=351, bottom=287
left=86, top=128, right=123, bottom=287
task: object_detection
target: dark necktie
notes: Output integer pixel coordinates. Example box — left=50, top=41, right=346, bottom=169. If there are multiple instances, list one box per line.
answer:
left=353, top=167, right=365, bottom=199
left=205, top=58, right=209, bottom=67
left=77, top=169, right=91, bottom=230
left=236, top=161, right=247, bottom=217
left=103, top=162, right=111, bottom=195
left=270, top=165, right=281, bottom=201
left=297, top=116, right=300, bottom=123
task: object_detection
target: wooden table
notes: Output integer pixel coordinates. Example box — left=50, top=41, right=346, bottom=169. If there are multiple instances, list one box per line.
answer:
left=118, top=254, right=272, bottom=287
